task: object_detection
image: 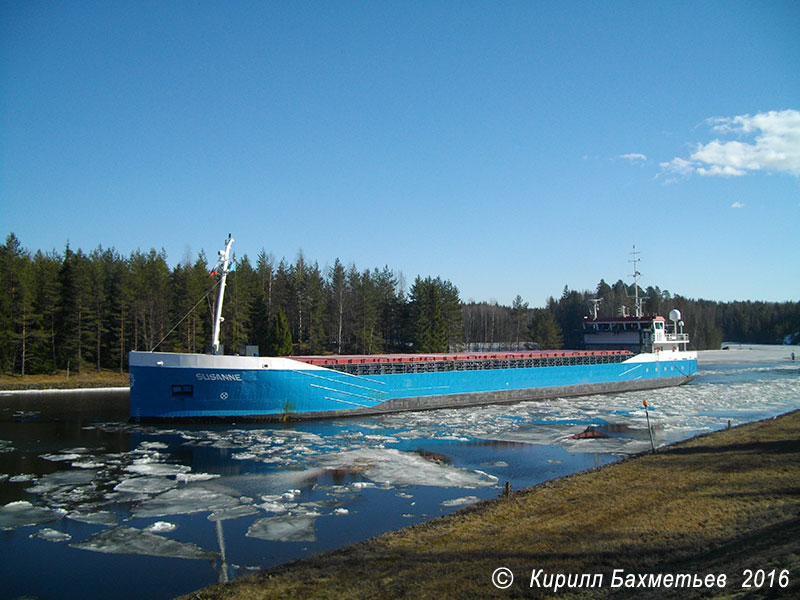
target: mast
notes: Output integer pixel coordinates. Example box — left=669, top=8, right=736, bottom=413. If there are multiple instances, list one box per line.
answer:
left=211, top=234, right=234, bottom=355
left=629, top=245, right=643, bottom=318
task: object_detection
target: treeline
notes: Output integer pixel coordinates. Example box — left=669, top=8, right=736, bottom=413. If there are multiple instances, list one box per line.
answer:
left=1, top=233, right=798, bottom=376
left=528, top=280, right=800, bottom=351
left=0, top=234, right=463, bottom=376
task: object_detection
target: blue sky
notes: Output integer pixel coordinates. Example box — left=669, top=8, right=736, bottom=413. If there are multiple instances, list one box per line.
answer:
left=2, top=1, right=798, bottom=306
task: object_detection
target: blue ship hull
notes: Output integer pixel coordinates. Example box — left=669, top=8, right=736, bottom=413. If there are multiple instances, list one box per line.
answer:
left=129, top=351, right=697, bottom=421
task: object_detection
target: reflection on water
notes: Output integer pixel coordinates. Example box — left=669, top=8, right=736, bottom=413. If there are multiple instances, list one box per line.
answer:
left=1, top=357, right=798, bottom=600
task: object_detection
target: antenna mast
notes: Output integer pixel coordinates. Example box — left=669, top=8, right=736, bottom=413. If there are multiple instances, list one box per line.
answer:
left=629, top=245, right=643, bottom=318
left=211, top=234, right=234, bottom=355
left=588, top=298, right=602, bottom=320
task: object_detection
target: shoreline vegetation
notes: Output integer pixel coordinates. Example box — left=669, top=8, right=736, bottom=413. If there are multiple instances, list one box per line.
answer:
left=2, top=233, right=799, bottom=380
left=0, top=369, right=128, bottom=391
left=178, top=410, right=800, bottom=600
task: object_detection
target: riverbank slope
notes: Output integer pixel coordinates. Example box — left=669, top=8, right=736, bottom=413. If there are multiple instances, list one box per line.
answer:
left=180, top=409, right=800, bottom=599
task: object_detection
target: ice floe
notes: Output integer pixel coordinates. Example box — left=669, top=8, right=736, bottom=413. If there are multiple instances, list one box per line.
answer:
left=40, top=453, right=85, bottom=462
left=125, top=463, right=191, bottom=477
left=175, top=472, right=221, bottom=483
left=207, top=504, right=260, bottom=522
left=0, top=501, right=66, bottom=531
left=316, top=448, right=498, bottom=488
left=114, top=476, right=178, bottom=494
left=145, top=521, right=177, bottom=533
left=441, top=496, right=480, bottom=507
left=31, top=527, right=72, bottom=542
left=67, top=510, right=118, bottom=526
left=72, top=526, right=217, bottom=560
left=246, top=514, right=317, bottom=542
left=133, top=486, right=241, bottom=518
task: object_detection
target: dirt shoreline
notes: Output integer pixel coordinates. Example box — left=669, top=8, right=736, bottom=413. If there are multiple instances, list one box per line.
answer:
left=179, top=410, right=800, bottom=599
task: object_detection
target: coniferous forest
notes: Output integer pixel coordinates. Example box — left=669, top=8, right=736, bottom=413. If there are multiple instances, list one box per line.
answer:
left=1, top=233, right=798, bottom=377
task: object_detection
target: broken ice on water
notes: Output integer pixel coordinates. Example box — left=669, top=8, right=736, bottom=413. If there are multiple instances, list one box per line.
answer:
left=207, top=504, right=260, bottom=522
left=145, top=521, right=177, bottom=533
left=316, top=448, right=498, bottom=488
left=25, top=469, right=101, bottom=507
left=30, top=527, right=72, bottom=542
left=441, top=495, right=480, bottom=508
left=125, top=462, right=192, bottom=476
left=71, top=526, right=218, bottom=560
left=114, top=476, right=178, bottom=495
left=132, top=486, right=242, bottom=518
left=0, top=501, right=67, bottom=531
left=246, top=514, right=318, bottom=542
left=67, top=510, right=118, bottom=526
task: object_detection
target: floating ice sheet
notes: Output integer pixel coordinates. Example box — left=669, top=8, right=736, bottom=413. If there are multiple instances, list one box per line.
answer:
left=40, top=453, right=85, bottom=462
left=67, top=510, right=118, bottom=526
left=133, top=486, right=241, bottom=518
left=146, top=521, right=177, bottom=533
left=316, top=448, right=498, bottom=488
left=125, top=463, right=191, bottom=476
left=441, top=496, right=480, bottom=507
left=114, top=476, right=178, bottom=494
left=207, top=504, right=260, bottom=522
left=246, top=514, right=317, bottom=542
left=26, top=469, right=97, bottom=494
left=0, top=501, right=66, bottom=531
left=31, top=527, right=72, bottom=542
left=175, top=473, right=220, bottom=483
left=72, top=526, right=218, bottom=560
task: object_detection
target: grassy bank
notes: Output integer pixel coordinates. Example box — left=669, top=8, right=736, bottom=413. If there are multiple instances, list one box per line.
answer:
left=180, top=410, right=800, bottom=599
left=0, top=369, right=128, bottom=391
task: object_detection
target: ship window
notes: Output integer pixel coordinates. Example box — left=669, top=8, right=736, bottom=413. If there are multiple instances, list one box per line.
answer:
left=655, top=322, right=664, bottom=329
left=171, top=384, right=193, bottom=396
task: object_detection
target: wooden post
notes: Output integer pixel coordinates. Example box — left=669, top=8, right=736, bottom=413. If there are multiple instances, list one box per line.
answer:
left=643, top=400, right=655, bottom=454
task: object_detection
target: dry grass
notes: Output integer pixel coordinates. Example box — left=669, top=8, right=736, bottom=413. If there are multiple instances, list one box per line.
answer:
left=179, top=411, right=800, bottom=600
left=0, top=369, right=128, bottom=390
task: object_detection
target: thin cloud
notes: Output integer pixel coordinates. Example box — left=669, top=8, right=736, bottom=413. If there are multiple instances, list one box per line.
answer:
left=619, top=153, right=647, bottom=163
left=660, top=109, right=800, bottom=178
left=731, top=202, right=745, bottom=209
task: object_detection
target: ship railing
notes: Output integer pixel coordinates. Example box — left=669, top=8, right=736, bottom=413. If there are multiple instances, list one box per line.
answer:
left=664, top=333, right=689, bottom=342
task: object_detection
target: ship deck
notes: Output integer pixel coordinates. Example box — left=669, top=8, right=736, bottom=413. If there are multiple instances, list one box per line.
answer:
left=291, top=350, right=634, bottom=376
left=292, top=350, right=631, bottom=366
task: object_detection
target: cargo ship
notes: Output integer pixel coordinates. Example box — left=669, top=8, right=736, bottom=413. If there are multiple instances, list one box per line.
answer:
left=129, top=237, right=697, bottom=421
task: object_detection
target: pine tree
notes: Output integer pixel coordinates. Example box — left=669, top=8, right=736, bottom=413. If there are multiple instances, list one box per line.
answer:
left=529, top=309, right=563, bottom=349
left=266, top=309, right=293, bottom=356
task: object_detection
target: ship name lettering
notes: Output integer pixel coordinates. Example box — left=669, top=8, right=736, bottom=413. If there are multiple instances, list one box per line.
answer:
left=196, top=373, right=243, bottom=382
